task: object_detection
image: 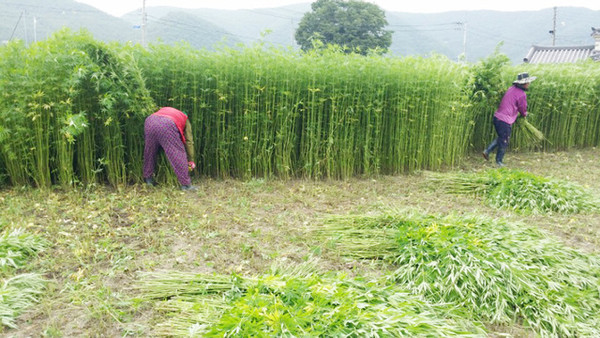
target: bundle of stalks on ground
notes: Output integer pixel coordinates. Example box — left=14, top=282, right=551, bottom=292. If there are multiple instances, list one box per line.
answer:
left=0, top=228, right=46, bottom=329
left=0, top=229, right=46, bottom=269
left=0, top=273, right=46, bottom=329
left=312, top=211, right=600, bottom=336
left=425, top=168, right=598, bottom=214
left=136, top=259, right=485, bottom=337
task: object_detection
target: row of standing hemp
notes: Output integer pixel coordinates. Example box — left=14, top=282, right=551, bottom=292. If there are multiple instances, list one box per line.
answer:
left=522, top=62, right=600, bottom=150
left=6, top=31, right=600, bottom=187
left=468, top=56, right=600, bottom=152
left=134, top=43, right=471, bottom=181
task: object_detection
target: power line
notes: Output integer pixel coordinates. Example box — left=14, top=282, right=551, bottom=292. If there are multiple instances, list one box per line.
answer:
left=9, top=11, right=24, bottom=41
left=242, top=9, right=295, bottom=20
left=142, top=0, right=147, bottom=46
left=388, top=22, right=463, bottom=28
left=467, top=28, right=532, bottom=47
left=145, top=14, right=285, bottom=46
left=146, top=14, right=238, bottom=36
left=391, top=27, right=461, bottom=32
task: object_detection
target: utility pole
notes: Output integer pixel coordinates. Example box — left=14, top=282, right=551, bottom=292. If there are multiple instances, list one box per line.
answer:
left=550, top=6, right=557, bottom=46
left=23, top=10, right=28, bottom=45
left=33, top=16, right=37, bottom=43
left=142, top=0, right=147, bottom=47
left=462, top=21, right=467, bottom=61
left=456, top=21, right=467, bottom=62
left=291, top=18, right=294, bottom=45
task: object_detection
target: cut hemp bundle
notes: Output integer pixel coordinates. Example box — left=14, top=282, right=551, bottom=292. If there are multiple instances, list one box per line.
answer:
left=313, top=211, right=600, bottom=336
left=515, top=118, right=548, bottom=148
left=426, top=168, right=598, bottom=214
left=0, top=228, right=46, bottom=328
left=136, top=260, right=484, bottom=337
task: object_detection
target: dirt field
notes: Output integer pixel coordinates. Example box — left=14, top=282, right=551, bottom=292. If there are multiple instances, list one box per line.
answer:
left=1, top=148, right=598, bottom=336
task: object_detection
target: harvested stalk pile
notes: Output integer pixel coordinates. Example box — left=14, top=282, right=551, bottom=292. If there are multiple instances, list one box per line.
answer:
left=312, top=212, right=600, bottom=336
left=0, top=228, right=46, bottom=328
left=136, top=260, right=485, bottom=336
left=426, top=168, right=598, bottom=214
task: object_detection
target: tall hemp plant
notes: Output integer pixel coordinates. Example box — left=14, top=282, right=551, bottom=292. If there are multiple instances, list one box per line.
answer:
left=0, top=40, right=31, bottom=186
left=0, top=29, right=154, bottom=188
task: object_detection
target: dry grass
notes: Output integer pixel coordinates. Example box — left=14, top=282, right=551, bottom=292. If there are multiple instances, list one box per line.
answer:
left=0, top=148, right=598, bottom=336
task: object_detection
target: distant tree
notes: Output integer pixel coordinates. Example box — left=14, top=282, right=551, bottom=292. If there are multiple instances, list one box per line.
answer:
left=295, top=0, right=392, bottom=55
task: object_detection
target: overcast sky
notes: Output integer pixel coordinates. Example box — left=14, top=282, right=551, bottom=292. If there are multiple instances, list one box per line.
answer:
left=75, top=0, right=600, bottom=17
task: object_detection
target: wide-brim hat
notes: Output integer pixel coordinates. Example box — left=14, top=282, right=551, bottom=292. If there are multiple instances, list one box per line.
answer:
left=513, top=72, right=537, bottom=84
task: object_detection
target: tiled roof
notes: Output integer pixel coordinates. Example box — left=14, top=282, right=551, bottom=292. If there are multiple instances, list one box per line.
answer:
left=523, top=45, right=596, bottom=64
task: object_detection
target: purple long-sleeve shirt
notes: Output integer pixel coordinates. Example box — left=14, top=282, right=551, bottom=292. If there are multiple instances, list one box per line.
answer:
left=494, top=85, right=528, bottom=125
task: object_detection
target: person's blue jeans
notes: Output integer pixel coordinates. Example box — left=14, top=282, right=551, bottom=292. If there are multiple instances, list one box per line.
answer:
left=485, top=117, right=512, bottom=164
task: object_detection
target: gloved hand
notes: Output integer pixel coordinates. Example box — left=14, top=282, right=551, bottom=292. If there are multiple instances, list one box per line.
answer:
left=188, top=161, right=196, bottom=171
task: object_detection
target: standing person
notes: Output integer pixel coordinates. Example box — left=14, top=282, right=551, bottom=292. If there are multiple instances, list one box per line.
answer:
left=482, top=72, right=536, bottom=167
left=143, top=107, right=197, bottom=190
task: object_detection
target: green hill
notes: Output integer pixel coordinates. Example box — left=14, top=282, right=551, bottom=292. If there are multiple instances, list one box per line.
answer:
left=1, top=0, right=136, bottom=43
left=126, top=4, right=599, bottom=63
left=2, top=0, right=599, bottom=63
left=387, top=7, right=600, bottom=62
